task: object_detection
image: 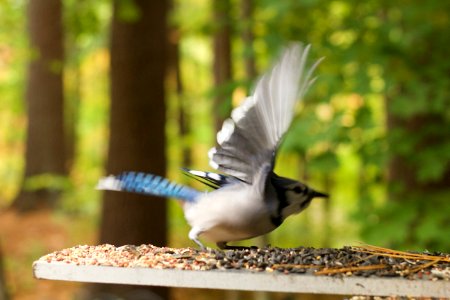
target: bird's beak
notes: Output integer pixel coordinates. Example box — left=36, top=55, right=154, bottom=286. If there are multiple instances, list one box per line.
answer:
left=311, top=190, right=329, bottom=198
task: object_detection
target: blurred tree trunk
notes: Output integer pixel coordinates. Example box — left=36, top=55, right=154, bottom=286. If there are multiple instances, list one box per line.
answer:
left=241, top=0, right=256, bottom=82
left=213, top=0, right=233, bottom=132
left=64, top=3, right=83, bottom=174
left=0, top=244, right=8, bottom=300
left=12, top=0, right=65, bottom=212
left=64, top=62, right=80, bottom=172
left=168, top=5, right=191, bottom=167
left=90, top=1, right=169, bottom=299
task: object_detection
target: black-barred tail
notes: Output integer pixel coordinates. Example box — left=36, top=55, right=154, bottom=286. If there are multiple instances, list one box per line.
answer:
left=97, top=172, right=201, bottom=202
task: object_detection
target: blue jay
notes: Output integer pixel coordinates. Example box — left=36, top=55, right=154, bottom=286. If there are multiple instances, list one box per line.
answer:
left=97, top=43, right=327, bottom=249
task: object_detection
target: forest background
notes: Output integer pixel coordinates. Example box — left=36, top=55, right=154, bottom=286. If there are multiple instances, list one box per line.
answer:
left=0, top=0, right=448, bottom=299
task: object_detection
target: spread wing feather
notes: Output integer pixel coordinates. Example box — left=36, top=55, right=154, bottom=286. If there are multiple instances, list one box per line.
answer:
left=209, top=43, right=322, bottom=183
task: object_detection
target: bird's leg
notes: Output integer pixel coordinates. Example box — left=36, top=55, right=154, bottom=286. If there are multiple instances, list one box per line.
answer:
left=188, top=227, right=206, bottom=251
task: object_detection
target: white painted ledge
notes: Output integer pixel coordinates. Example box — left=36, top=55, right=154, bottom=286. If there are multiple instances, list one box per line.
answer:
left=33, top=261, right=449, bottom=297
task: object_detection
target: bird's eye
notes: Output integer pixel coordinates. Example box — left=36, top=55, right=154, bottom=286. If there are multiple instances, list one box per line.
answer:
left=293, top=186, right=303, bottom=194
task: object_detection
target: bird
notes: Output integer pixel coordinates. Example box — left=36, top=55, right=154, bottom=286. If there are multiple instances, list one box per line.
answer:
left=97, top=43, right=327, bottom=250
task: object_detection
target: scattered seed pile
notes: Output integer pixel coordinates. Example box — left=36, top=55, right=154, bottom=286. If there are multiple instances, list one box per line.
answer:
left=39, top=244, right=450, bottom=280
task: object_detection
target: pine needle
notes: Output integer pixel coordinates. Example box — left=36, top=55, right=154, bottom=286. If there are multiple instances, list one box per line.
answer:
left=351, top=244, right=450, bottom=263
left=315, top=264, right=387, bottom=275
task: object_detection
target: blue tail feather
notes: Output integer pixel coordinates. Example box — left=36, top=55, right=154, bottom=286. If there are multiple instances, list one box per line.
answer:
left=98, top=172, right=200, bottom=202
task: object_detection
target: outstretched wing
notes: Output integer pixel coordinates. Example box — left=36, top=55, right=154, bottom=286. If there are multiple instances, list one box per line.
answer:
left=209, top=43, right=322, bottom=183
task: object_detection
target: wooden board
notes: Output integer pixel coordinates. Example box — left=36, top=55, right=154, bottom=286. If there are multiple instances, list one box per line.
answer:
left=33, top=260, right=449, bottom=297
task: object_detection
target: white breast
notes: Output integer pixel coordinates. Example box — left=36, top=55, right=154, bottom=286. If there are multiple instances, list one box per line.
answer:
left=183, top=183, right=276, bottom=243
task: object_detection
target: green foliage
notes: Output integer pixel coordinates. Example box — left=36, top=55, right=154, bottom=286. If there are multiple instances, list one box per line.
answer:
left=0, top=0, right=448, bottom=252
left=252, top=0, right=449, bottom=250
left=23, top=174, right=71, bottom=191
left=0, top=0, right=27, bottom=203
left=60, top=0, right=111, bottom=215
left=360, top=192, right=450, bottom=251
